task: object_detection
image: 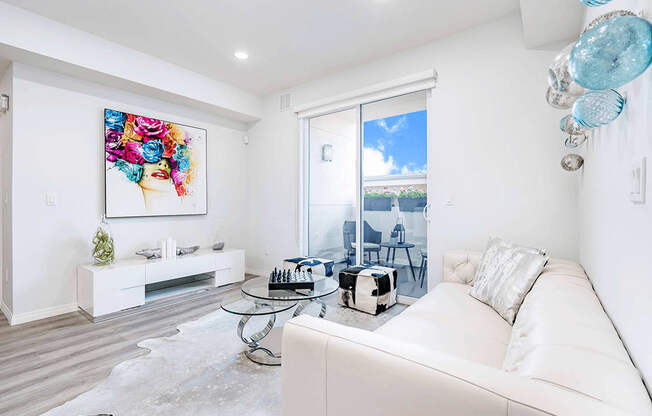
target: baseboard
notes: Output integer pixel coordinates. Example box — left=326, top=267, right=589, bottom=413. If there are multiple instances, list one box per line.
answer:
left=0, top=300, right=12, bottom=323
left=9, top=302, right=78, bottom=326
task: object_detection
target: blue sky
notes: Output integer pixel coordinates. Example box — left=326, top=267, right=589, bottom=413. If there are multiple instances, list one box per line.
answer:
left=363, top=110, right=427, bottom=176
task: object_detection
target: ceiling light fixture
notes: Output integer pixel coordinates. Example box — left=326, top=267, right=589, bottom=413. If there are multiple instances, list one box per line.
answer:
left=234, top=51, right=249, bottom=60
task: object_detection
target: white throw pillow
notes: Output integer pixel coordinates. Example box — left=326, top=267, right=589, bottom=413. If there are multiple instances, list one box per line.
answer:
left=470, top=237, right=548, bottom=324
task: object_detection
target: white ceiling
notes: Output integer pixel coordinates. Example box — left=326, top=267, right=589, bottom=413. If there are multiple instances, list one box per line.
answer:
left=3, top=0, right=519, bottom=95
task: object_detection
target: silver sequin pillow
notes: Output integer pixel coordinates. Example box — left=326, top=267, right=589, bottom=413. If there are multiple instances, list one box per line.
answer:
left=470, top=237, right=548, bottom=324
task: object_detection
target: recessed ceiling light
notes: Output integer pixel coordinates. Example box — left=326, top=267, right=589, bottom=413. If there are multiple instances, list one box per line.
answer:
left=234, top=51, right=249, bottom=60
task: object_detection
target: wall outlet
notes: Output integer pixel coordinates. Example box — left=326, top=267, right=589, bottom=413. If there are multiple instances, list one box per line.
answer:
left=46, top=192, right=57, bottom=206
left=630, top=157, right=646, bottom=204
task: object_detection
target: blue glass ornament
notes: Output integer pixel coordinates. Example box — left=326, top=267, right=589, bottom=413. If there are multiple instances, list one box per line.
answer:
left=573, top=89, right=625, bottom=128
left=569, top=16, right=652, bottom=90
left=579, top=0, right=613, bottom=6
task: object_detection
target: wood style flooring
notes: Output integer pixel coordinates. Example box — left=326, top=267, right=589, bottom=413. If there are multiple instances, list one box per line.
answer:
left=0, top=278, right=251, bottom=416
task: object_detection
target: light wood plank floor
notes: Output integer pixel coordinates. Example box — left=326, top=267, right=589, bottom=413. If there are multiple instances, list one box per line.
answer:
left=0, top=279, right=251, bottom=416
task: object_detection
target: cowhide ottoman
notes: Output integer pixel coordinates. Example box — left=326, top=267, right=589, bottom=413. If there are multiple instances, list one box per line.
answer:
left=338, top=265, right=397, bottom=315
left=283, top=256, right=335, bottom=277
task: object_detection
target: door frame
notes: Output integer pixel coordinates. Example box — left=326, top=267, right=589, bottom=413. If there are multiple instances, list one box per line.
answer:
left=297, top=70, right=437, bottom=299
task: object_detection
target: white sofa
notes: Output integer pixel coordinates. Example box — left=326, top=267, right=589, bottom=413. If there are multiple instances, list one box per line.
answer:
left=282, top=251, right=652, bottom=416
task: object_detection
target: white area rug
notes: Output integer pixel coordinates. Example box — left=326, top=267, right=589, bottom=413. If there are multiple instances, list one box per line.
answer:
left=44, top=297, right=404, bottom=416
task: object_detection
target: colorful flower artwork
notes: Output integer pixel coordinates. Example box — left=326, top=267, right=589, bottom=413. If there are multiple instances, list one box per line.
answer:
left=104, top=109, right=207, bottom=218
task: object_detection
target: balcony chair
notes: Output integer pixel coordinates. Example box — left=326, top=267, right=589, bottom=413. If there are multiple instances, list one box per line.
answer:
left=343, top=220, right=382, bottom=266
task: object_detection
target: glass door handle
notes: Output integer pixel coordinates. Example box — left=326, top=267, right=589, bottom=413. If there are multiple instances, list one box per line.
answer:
left=423, top=202, right=431, bottom=222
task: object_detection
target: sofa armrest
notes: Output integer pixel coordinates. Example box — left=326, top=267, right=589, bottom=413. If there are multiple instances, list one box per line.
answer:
left=282, top=316, right=633, bottom=416
left=442, top=250, right=483, bottom=285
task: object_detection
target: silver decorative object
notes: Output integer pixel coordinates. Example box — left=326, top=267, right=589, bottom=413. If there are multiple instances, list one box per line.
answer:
left=561, top=154, right=584, bottom=171
left=212, top=242, right=225, bottom=251
left=136, top=245, right=200, bottom=259
left=178, top=245, right=200, bottom=256
left=546, top=87, right=577, bottom=109
left=548, top=43, right=585, bottom=97
left=560, top=114, right=585, bottom=135
left=581, top=10, right=636, bottom=35
left=565, top=133, right=588, bottom=149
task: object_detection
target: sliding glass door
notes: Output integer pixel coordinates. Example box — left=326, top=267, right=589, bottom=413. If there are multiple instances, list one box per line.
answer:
left=306, top=91, right=429, bottom=300
left=361, top=92, right=428, bottom=297
left=307, top=108, right=358, bottom=278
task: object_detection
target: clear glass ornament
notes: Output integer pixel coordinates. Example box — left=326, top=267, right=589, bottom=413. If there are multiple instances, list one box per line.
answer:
left=546, top=87, right=577, bottom=109
left=565, top=133, right=588, bottom=149
left=561, top=154, right=584, bottom=171
left=560, top=114, right=586, bottom=135
left=548, top=43, right=585, bottom=97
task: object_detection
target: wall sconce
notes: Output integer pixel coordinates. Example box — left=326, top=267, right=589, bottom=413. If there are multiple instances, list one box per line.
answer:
left=322, top=144, right=333, bottom=162
left=0, top=94, right=8, bottom=113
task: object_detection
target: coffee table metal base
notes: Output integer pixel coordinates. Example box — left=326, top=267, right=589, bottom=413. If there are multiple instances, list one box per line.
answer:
left=235, top=298, right=327, bottom=366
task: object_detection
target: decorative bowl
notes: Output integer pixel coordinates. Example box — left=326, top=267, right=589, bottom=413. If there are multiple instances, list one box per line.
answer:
left=561, top=154, right=584, bottom=171
left=573, top=89, right=625, bottom=128
left=570, top=16, right=652, bottom=90
left=579, top=0, right=613, bottom=6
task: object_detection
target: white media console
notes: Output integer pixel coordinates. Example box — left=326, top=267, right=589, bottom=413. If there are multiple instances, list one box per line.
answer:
left=77, top=248, right=245, bottom=319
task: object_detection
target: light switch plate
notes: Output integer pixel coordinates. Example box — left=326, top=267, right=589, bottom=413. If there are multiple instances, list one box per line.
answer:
left=630, top=157, right=646, bottom=203
left=46, top=192, right=57, bottom=206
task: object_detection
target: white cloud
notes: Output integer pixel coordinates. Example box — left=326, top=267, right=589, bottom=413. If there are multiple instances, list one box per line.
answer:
left=364, top=147, right=396, bottom=176
left=376, top=116, right=407, bottom=134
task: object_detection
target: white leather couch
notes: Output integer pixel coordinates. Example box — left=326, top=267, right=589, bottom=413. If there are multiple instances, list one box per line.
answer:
left=282, top=251, right=652, bottom=416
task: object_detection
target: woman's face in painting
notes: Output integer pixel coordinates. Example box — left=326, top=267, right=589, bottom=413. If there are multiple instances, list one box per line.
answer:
left=139, top=159, right=172, bottom=192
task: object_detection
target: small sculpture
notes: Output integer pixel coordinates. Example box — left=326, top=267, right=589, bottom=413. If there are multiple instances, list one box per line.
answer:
left=92, top=217, right=114, bottom=265
left=136, top=245, right=200, bottom=259
left=212, top=242, right=225, bottom=251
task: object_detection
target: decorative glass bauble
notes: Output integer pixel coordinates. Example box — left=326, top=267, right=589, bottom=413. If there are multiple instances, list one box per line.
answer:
left=560, top=114, right=586, bottom=135
left=546, top=87, right=577, bottom=109
left=572, top=89, right=625, bottom=128
left=561, top=154, right=584, bottom=171
left=579, top=0, right=613, bottom=6
left=91, top=217, right=115, bottom=265
left=570, top=16, right=652, bottom=90
left=548, top=43, right=585, bottom=96
left=565, top=133, right=588, bottom=149
left=581, top=10, right=636, bottom=35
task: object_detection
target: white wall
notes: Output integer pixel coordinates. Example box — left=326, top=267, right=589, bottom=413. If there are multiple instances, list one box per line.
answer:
left=245, top=12, right=579, bottom=277
left=578, top=0, right=652, bottom=391
left=0, top=63, right=12, bottom=314
left=8, top=63, right=248, bottom=320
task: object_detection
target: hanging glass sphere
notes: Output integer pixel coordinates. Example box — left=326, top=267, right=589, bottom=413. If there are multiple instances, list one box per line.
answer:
left=548, top=43, right=585, bottom=96
left=573, top=89, right=625, bottom=128
left=560, top=114, right=586, bottom=135
left=565, top=133, right=588, bottom=149
left=569, top=16, right=652, bottom=90
left=546, top=87, right=577, bottom=109
left=581, top=10, right=636, bottom=35
left=579, top=0, right=613, bottom=6
left=561, top=154, right=584, bottom=171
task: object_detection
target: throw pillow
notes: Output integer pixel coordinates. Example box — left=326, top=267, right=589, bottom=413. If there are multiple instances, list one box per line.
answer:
left=470, top=237, right=548, bottom=324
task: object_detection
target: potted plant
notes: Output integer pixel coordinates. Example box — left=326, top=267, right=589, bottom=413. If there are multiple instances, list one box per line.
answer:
left=397, top=188, right=427, bottom=212
left=364, top=191, right=393, bottom=211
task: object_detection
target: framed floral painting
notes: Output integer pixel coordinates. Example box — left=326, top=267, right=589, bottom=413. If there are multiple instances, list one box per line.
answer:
left=104, top=109, right=207, bottom=218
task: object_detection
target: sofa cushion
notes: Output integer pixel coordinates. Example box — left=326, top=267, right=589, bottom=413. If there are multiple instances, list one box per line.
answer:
left=503, top=260, right=652, bottom=415
left=376, top=282, right=511, bottom=368
left=470, top=237, right=549, bottom=324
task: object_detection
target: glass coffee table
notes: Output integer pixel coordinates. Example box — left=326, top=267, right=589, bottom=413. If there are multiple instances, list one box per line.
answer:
left=222, top=275, right=338, bottom=366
